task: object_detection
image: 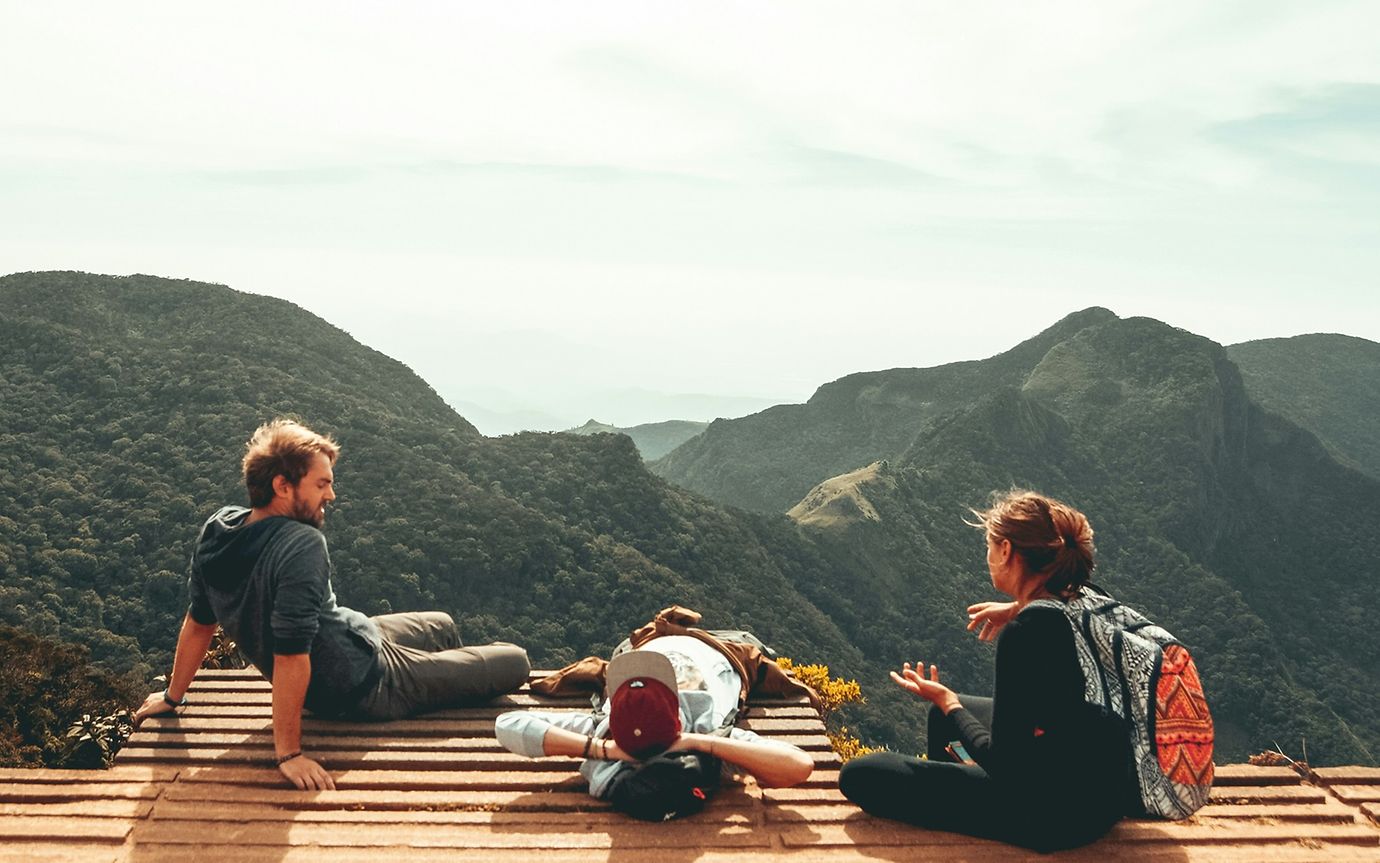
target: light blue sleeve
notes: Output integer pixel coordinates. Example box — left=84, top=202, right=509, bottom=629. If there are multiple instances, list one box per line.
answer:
left=726, top=726, right=805, bottom=751
left=494, top=710, right=599, bottom=757
left=492, top=710, right=635, bottom=799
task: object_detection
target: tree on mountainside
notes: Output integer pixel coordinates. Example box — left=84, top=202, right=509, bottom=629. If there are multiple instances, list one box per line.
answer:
left=0, top=625, right=143, bottom=768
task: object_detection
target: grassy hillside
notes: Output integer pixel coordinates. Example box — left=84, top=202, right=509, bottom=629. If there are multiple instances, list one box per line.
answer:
left=1228, top=334, right=1380, bottom=479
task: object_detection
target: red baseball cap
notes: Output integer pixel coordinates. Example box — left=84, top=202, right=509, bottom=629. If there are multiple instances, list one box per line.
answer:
left=607, top=651, right=682, bottom=758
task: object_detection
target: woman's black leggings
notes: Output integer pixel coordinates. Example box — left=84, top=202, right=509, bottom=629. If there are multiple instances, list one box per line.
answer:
left=839, top=697, right=1119, bottom=852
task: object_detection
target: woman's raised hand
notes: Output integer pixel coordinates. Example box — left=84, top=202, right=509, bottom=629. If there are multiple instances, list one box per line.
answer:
left=889, top=661, right=962, bottom=714
left=967, top=601, right=1019, bottom=642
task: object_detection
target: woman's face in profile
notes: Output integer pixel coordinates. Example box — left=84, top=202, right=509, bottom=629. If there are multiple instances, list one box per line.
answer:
left=986, top=532, right=1015, bottom=596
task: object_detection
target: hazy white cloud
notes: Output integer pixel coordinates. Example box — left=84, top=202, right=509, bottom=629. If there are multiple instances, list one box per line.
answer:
left=2, top=1, right=1378, bottom=429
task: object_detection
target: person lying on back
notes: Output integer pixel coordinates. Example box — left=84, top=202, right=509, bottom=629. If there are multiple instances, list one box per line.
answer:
left=496, top=631, right=814, bottom=810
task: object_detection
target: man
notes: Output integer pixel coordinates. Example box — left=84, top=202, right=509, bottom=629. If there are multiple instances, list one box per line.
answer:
left=495, top=623, right=815, bottom=810
left=135, top=418, right=530, bottom=790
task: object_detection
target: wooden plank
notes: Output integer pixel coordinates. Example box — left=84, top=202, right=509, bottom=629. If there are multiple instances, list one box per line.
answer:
left=177, top=691, right=814, bottom=717
left=1315, top=767, right=1380, bottom=784
left=117, top=747, right=589, bottom=770
left=782, top=820, right=1380, bottom=848
left=130, top=733, right=516, bottom=752
left=765, top=800, right=1361, bottom=825
left=1093, top=847, right=1380, bottom=863
left=134, top=717, right=521, bottom=737
left=1212, top=765, right=1302, bottom=786
left=92, top=846, right=1380, bottom=863
left=1362, top=802, right=1379, bottom=823
left=165, top=768, right=585, bottom=790
left=762, top=787, right=851, bottom=805
left=126, top=732, right=833, bottom=759
left=0, top=815, right=133, bottom=842
left=127, top=820, right=774, bottom=848
left=0, top=844, right=126, bottom=863
left=122, top=747, right=844, bottom=774
left=1331, top=785, right=1380, bottom=804
left=148, top=800, right=754, bottom=824
left=170, top=765, right=592, bottom=789
left=0, top=800, right=153, bottom=819
left=1106, top=820, right=1380, bottom=844
left=132, top=714, right=824, bottom=739
left=161, top=783, right=606, bottom=809
left=0, top=784, right=164, bottom=803
left=1195, top=802, right=1363, bottom=822
left=178, top=692, right=593, bottom=709
left=779, top=823, right=1005, bottom=848
left=1209, top=785, right=1326, bottom=804
left=158, top=780, right=756, bottom=810
left=174, top=705, right=579, bottom=719
left=765, top=804, right=871, bottom=824
left=799, top=769, right=840, bottom=789
left=183, top=669, right=564, bottom=683
left=0, top=766, right=178, bottom=783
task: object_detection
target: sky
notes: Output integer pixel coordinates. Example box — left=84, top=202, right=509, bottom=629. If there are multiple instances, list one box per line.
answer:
left=3, top=1, right=1378, bottom=432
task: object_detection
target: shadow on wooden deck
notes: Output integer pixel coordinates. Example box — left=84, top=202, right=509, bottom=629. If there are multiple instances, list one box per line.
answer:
left=1, top=669, right=1377, bottom=862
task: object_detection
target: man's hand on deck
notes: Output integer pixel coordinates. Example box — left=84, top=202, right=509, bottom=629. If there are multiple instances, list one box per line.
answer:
left=278, top=754, right=336, bottom=791
left=133, top=691, right=178, bottom=726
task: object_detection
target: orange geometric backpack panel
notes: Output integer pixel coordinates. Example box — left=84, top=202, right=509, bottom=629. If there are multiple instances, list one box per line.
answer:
left=1154, top=644, right=1215, bottom=790
left=1028, top=588, right=1215, bottom=819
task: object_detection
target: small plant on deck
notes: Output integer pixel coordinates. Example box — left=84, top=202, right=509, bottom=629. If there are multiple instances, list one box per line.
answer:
left=778, top=657, right=879, bottom=762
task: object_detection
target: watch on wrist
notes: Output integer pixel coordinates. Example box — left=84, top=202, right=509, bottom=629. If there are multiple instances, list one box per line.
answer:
left=162, top=688, right=188, bottom=708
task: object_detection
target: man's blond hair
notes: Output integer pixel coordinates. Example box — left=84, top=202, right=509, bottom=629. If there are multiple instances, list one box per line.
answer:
left=241, top=419, right=339, bottom=508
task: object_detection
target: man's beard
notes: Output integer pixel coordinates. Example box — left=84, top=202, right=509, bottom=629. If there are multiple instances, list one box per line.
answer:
left=291, top=498, right=325, bottom=529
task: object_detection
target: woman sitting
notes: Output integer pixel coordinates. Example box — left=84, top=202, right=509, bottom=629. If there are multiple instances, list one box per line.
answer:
left=839, top=490, right=1141, bottom=851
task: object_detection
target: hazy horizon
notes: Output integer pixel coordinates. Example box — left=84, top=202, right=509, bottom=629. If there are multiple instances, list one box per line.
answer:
left=4, top=2, right=1378, bottom=431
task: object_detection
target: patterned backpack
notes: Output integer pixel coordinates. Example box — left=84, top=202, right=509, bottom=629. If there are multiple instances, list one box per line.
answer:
left=1027, top=587, right=1215, bottom=819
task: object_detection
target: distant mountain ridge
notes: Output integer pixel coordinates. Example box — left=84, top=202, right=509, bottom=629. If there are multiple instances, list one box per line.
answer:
left=1228, top=333, right=1380, bottom=479
left=566, top=418, right=708, bottom=460
left=651, top=307, right=1119, bottom=513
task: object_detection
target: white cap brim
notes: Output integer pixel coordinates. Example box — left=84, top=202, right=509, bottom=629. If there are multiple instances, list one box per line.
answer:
left=606, top=650, right=678, bottom=696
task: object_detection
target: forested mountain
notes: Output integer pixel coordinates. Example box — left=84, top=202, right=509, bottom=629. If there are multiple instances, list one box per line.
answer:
left=1228, top=333, right=1380, bottom=479
left=566, top=419, right=708, bottom=461
left=651, top=307, right=1118, bottom=513
left=656, top=311, right=1380, bottom=765
left=0, top=271, right=888, bottom=732
left=2, top=273, right=1375, bottom=764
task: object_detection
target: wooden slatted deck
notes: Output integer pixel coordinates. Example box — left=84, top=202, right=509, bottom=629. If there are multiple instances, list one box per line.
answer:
left=1, top=669, right=1377, bottom=861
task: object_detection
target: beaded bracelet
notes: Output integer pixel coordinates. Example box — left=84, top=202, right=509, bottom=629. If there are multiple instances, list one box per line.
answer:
left=276, top=751, right=303, bottom=765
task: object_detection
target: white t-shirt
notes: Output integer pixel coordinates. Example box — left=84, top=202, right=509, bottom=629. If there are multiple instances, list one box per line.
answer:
left=639, top=635, right=740, bottom=727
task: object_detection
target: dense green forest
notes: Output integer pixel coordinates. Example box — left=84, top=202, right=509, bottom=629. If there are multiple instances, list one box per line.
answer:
left=0, top=271, right=902, bottom=760
left=0, top=625, right=142, bottom=767
left=2, top=272, right=1375, bottom=766
left=1228, top=333, right=1380, bottom=480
